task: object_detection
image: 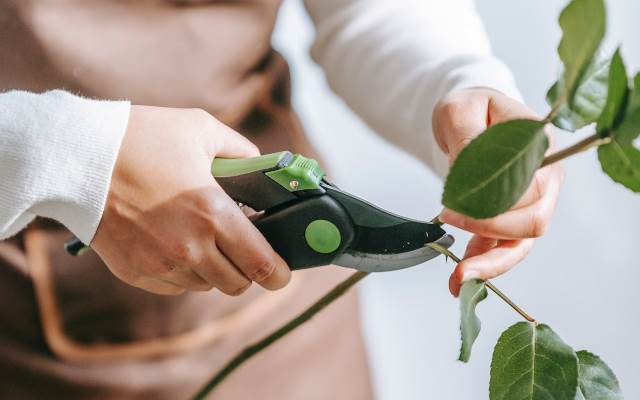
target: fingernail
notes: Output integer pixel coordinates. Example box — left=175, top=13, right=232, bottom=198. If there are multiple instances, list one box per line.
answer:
left=461, top=269, right=482, bottom=283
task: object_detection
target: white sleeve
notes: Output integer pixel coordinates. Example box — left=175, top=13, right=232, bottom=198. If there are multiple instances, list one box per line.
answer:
left=304, top=0, right=521, bottom=178
left=0, top=90, right=130, bottom=243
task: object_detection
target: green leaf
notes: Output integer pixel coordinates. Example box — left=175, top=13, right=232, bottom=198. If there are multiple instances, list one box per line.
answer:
left=557, top=0, right=606, bottom=103
left=547, top=56, right=610, bottom=131
left=490, top=322, right=578, bottom=400
left=598, top=74, right=640, bottom=192
left=598, top=141, right=640, bottom=192
left=443, top=120, right=548, bottom=219
left=596, top=49, right=629, bottom=135
left=575, top=350, right=623, bottom=400
left=458, top=279, right=487, bottom=362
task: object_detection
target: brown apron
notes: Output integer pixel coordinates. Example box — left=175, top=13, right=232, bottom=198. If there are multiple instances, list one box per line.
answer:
left=0, top=0, right=372, bottom=398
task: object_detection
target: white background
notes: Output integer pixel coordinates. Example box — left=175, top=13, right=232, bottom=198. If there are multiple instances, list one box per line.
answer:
left=273, top=1, right=640, bottom=398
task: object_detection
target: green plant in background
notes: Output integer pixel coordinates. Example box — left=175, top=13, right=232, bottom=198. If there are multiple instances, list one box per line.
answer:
left=193, top=0, right=636, bottom=398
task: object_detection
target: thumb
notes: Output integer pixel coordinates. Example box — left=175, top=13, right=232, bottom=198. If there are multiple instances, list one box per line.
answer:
left=487, top=94, right=539, bottom=125
left=203, top=117, right=260, bottom=159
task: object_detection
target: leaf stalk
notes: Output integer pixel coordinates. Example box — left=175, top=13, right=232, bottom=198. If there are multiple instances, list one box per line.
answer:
left=546, top=94, right=567, bottom=123
left=541, top=132, right=611, bottom=167
left=483, top=282, right=536, bottom=324
left=426, top=243, right=536, bottom=323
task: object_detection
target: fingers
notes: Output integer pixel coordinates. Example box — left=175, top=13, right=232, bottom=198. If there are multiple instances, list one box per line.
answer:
left=463, top=235, right=499, bottom=258
left=131, top=245, right=251, bottom=295
left=432, top=89, right=557, bottom=298
left=151, top=189, right=290, bottom=294
left=133, top=276, right=187, bottom=296
left=212, top=196, right=291, bottom=291
left=440, top=164, right=563, bottom=240
left=158, top=264, right=213, bottom=292
left=193, top=242, right=252, bottom=296
left=196, top=109, right=260, bottom=159
left=448, top=237, right=535, bottom=297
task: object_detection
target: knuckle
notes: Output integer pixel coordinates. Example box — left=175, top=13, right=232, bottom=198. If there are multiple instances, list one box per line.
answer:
left=528, top=209, right=548, bottom=237
left=202, top=198, right=232, bottom=228
left=189, top=190, right=220, bottom=214
left=191, top=192, right=213, bottom=212
left=246, top=258, right=277, bottom=283
left=168, top=241, right=200, bottom=265
left=531, top=173, right=544, bottom=201
left=450, top=214, right=468, bottom=231
left=438, top=99, right=466, bottom=122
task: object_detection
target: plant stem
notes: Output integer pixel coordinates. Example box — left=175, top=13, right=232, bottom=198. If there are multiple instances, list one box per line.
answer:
left=191, top=271, right=370, bottom=400
left=426, top=243, right=536, bottom=323
left=545, top=98, right=565, bottom=123
left=483, top=282, right=536, bottom=323
left=541, top=132, right=611, bottom=167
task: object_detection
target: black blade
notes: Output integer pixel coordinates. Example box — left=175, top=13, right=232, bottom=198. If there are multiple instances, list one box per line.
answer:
left=323, top=183, right=447, bottom=255
left=335, top=234, right=454, bottom=272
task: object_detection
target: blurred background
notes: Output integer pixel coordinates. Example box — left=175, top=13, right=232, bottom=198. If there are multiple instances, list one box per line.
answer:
left=273, top=1, right=640, bottom=399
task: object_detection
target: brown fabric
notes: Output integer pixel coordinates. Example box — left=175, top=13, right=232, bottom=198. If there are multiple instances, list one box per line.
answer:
left=2, top=0, right=280, bottom=127
left=0, top=0, right=373, bottom=398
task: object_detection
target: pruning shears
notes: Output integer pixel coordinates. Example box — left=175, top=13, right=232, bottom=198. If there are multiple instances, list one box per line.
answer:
left=209, top=151, right=454, bottom=271
left=65, top=151, right=454, bottom=272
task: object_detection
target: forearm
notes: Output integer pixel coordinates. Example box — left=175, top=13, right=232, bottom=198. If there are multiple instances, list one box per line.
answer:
left=0, top=90, right=130, bottom=242
left=304, top=0, right=521, bottom=178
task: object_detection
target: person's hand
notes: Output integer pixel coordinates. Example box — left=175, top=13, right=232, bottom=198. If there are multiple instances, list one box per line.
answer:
left=432, top=88, right=564, bottom=297
left=91, top=106, right=290, bottom=295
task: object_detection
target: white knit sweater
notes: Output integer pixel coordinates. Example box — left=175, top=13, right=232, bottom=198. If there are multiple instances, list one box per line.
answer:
left=0, top=0, right=518, bottom=244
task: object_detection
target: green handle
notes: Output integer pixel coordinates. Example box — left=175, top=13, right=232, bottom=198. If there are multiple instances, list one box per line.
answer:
left=211, top=151, right=326, bottom=192
left=211, top=151, right=290, bottom=178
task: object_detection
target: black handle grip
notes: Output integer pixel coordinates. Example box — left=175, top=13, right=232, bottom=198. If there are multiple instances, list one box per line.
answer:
left=215, top=172, right=297, bottom=211
left=253, top=195, right=354, bottom=270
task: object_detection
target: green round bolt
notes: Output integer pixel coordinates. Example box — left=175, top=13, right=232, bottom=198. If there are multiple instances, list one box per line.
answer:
left=304, top=219, right=341, bottom=254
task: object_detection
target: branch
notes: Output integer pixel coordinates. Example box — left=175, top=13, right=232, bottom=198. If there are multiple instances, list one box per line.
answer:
left=191, top=271, right=370, bottom=400
left=541, top=132, right=611, bottom=168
